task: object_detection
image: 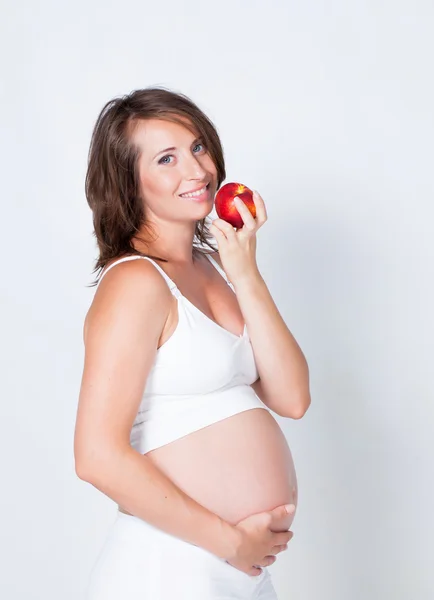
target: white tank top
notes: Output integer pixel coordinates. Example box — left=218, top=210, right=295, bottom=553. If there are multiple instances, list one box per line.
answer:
left=96, top=253, right=270, bottom=454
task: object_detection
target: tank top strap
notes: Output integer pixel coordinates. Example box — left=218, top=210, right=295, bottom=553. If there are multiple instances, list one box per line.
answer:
left=139, top=257, right=178, bottom=293
left=97, top=255, right=178, bottom=295
left=204, top=253, right=233, bottom=288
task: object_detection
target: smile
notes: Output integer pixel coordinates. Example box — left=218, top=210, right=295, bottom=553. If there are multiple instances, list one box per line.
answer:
left=180, top=184, right=209, bottom=198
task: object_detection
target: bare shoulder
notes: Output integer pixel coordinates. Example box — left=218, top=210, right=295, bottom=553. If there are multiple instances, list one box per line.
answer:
left=84, top=258, right=172, bottom=344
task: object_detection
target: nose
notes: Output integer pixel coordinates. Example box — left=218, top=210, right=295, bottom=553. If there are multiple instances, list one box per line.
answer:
left=183, top=153, right=207, bottom=181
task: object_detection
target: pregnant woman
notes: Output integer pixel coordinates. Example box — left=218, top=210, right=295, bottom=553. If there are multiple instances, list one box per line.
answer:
left=74, top=87, right=311, bottom=599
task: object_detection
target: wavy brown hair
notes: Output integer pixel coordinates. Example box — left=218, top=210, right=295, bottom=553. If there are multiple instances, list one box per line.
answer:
left=85, top=86, right=226, bottom=286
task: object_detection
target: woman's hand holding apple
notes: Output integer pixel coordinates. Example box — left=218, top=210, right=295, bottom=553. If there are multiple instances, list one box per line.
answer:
left=209, top=183, right=267, bottom=287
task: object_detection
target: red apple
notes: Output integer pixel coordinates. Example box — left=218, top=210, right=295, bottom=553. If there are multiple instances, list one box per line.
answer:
left=214, top=182, right=256, bottom=229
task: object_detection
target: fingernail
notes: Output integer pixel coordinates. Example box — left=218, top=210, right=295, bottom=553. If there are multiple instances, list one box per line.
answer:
left=285, top=504, right=295, bottom=513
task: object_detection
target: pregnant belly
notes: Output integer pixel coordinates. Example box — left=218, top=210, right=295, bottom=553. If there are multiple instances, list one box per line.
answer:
left=143, top=408, right=298, bottom=530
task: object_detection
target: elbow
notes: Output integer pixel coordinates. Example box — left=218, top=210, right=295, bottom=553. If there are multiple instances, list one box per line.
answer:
left=74, top=451, right=98, bottom=482
left=74, top=429, right=95, bottom=481
left=75, top=460, right=91, bottom=482
left=288, top=363, right=311, bottom=419
left=74, top=445, right=110, bottom=483
left=74, top=441, right=89, bottom=480
left=74, top=439, right=131, bottom=483
left=290, top=391, right=311, bottom=420
left=74, top=426, right=123, bottom=482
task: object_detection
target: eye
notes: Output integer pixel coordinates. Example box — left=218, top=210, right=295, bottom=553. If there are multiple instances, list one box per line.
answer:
left=158, top=155, right=173, bottom=165
left=158, top=142, right=205, bottom=165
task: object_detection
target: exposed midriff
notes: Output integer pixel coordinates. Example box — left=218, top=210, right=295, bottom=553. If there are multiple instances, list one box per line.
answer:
left=120, top=405, right=298, bottom=532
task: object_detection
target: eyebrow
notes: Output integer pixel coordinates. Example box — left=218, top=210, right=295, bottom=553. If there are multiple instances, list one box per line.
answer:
left=153, top=137, right=202, bottom=160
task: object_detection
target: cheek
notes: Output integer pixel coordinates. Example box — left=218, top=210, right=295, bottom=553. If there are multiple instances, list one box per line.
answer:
left=142, top=172, right=179, bottom=199
left=205, top=156, right=218, bottom=177
left=140, top=175, right=184, bottom=217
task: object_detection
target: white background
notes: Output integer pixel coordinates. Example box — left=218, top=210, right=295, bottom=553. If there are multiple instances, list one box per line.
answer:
left=1, top=1, right=433, bottom=598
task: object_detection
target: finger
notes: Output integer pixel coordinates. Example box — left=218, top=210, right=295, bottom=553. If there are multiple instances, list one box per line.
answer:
left=256, top=556, right=277, bottom=568
left=209, top=221, right=228, bottom=241
left=211, top=218, right=238, bottom=242
left=252, top=189, right=267, bottom=224
left=270, top=503, right=295, bottom=521
left=271, top=544, right=289, bottom=554
left=274, top=531, right=293, bottom=545
left=211, top=218, right=235, bottom=235
left=233, top=197, right=257, bottom=231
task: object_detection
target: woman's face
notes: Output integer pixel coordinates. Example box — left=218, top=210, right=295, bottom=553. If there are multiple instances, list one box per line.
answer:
left=131, top=117, right=218, bottom=224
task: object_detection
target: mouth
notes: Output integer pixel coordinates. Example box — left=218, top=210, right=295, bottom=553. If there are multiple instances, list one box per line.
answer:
left=179, top=183, right=211, bottom=202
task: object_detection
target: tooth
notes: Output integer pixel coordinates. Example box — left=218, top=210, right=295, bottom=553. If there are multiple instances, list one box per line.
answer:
left=182, top=185, right=206, bottom=198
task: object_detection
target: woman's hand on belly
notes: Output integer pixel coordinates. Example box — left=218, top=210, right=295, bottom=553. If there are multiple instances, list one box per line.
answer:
left=233, top=500, right=297, bottom=533
left=224, top=503, right=295, bottom=576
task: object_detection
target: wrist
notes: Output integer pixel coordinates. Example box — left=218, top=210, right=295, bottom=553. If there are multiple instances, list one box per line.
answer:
left=232, top=270, right=264, bottom=293
left=208, top=517, right=242, bottom=560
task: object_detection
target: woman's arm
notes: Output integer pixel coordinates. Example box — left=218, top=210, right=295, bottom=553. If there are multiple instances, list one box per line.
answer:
left=74, top=259, right=238, bottom=559
left=212, top=251, right=311, bottom=419
left=235, top=273, right=310, bottom=418
left=77, top=443, right=237, bottom=558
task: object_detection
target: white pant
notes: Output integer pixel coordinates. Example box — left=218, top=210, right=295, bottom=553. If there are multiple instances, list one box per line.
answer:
left=86, top=510, right=279, bottom=599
